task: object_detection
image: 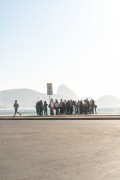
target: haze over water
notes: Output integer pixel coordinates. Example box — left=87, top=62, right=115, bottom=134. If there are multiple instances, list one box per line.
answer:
left=1, top=107, right=120, bottom=116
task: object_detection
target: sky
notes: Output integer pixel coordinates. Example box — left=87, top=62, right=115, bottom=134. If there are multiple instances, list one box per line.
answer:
left=1, top=0, right=120, bottom=99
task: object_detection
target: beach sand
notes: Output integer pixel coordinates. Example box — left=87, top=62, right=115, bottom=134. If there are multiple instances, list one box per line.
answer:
left=0, top=119, right=120, bottom=180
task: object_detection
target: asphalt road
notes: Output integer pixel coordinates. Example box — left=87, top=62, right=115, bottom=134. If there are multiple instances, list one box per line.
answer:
left=0, top=119, right=120, bottom=180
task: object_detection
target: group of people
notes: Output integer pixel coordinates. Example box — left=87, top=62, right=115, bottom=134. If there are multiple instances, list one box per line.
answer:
left=13, top=98, right=97, bottom=116
left=35, top=98, right=97, bottom=116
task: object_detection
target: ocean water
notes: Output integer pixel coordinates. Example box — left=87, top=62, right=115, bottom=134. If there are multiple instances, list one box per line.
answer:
left=0, top=107, right=120, bottom=116
left=97, top=107, right=120, bottom=114
left=0, top=108, right=36, bottom=116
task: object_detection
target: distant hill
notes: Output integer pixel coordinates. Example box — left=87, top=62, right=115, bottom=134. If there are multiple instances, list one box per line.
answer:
left=0, top=85, right=78, bottom=108
left=57, top=85, right=78, bottom=100
left=96, top=95, right=120, bottom=107
left=0, top=89, right=44, bottom=108
left=0, top=88, right=65, bottom=108
left=1, top=87, right=120, bottom=108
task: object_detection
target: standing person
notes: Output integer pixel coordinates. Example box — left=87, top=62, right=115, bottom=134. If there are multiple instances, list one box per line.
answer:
left=43, top=101, right=48, bottom=115
left=77, top=101, right=80, bottom=114
left=66, top=100, right=70, bottom=114
left=49, top=99, right=54, bottom=115
left=59, top=99, right=64, bottom=115
left=94, top=104, right=97, bottom=114
left=39, top=100, right=43, bottom=116
left=69, top=100, right=73, bottom=114
left=64, top=100, right=67, bottom=115
left=73, top=101, right=76, bottom=115
left=80, top=100, right=83, bottom=114
left=90, top=99, right=95, bottom=114
left=13, top=100, right=21, bottom=116
left=35, top=101, right=39, bottom=115
left=54, top=99, right=59, bottom=115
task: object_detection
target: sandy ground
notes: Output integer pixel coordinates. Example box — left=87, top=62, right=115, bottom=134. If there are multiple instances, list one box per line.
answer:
left=0, top=119, right=120, bottom=180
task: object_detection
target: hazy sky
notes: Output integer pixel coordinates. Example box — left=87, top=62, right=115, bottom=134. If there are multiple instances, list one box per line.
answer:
left=1, top=0, right=120, bottom=99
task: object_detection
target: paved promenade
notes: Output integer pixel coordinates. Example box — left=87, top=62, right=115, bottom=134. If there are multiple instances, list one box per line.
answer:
left=0, top=118, right=120, bottom=180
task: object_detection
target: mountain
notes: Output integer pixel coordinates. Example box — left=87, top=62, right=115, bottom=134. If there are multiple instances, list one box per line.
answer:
left=57, top=85, right=78, bottom=100
left=0, top=89, right=43, bottom=108
left=0, top=85, right=78, bottom=108
left=1, top=87, right=120, bottom=108
left=96, top=95, right=120, bottom=107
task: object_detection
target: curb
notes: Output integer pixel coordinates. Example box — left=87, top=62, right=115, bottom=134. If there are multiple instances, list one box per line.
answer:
left=1, top=115, right=120, bottom=120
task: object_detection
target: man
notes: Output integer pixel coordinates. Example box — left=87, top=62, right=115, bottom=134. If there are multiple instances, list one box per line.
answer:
left=13, top=100, right=21, bottom=116
left=49, top=99, right=54, bottom=115
left=59, top=99, right=64, bottom=115
left=54, top=99, right=59, bottom=115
